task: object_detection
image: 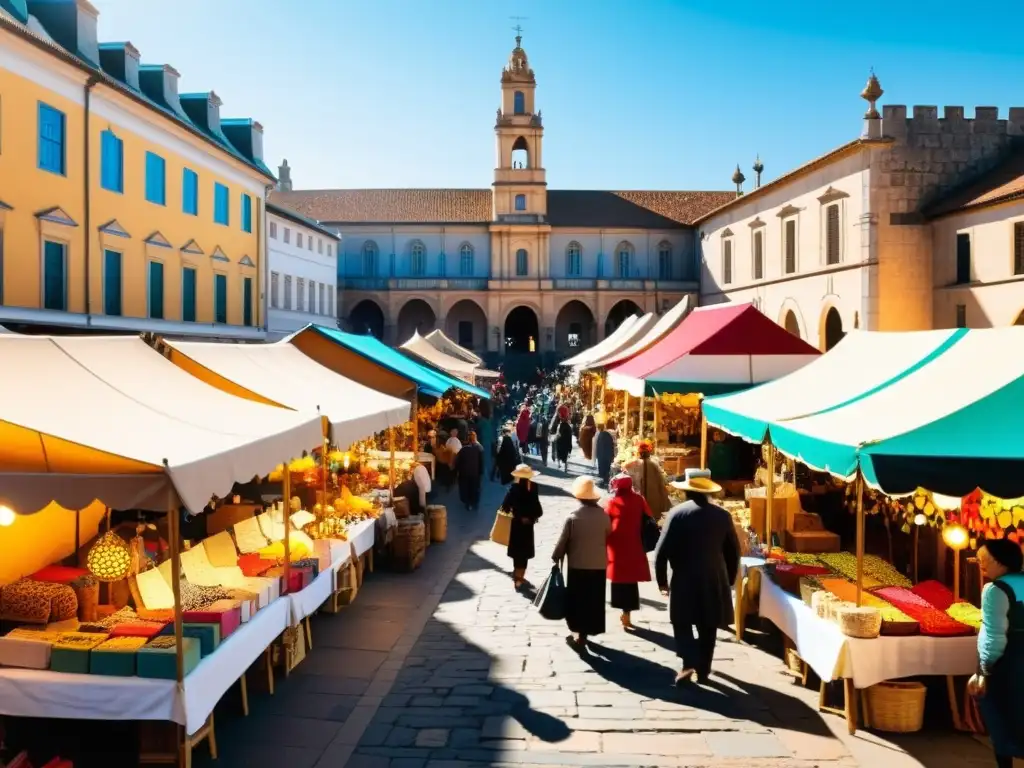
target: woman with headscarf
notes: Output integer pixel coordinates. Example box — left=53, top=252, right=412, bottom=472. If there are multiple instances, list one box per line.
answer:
left=552, top=410, right=573, bottom=471
left=604, top=474, right=653, bottom=629
left=578, top=412, right=596, bottom=461
left=502, top=464, right=543, bottom=588
left=496, top=425, right=520, bottom=485
left=969, top=539, right=1024, bottom=768
left=455, top=431, right=484, bottom=511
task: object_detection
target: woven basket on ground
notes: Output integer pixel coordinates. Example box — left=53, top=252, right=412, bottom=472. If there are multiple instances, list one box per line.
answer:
left=865, top=681, right=926, bottom=732
left=392, top=518, right=425, bottom=572
left=427, top=505, right=447, bottom=543
left=836, top=605, right=882, bottom=639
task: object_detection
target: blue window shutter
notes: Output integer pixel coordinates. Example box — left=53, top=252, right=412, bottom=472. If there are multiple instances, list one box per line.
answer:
left=214, top=273, right=228, bottom=323
left=182, top=168, right=198, bottom=215
left=100, top=131, right=123, bottom=192
left=103, top=249, right=122, bottom=315
left=38, top=103, right=66, bottom=174
left=514, top=91, right=525, bottom=115
left=43, top=240, right=66, bottom=310
left=214, top=183, right=229, bottom=225
left=243, top=277, right=253, bottom=327
left=145, top=152, right=166, bottom=205
left=148, top=261, right=164, bottom=319
left=182, top=267, right=197, bottom=321
left=241, top=194, right=252, bottom=232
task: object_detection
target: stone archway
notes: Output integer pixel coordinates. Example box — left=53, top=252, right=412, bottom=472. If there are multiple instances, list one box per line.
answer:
left=822, top=306, right=845, bottom=351
left=504, top=306, right=540, bottom=353
left=605, top=299, right=642, bottom=337
left=445, top=299, right=487, bottom=352
left=555, top=300, right=595, bottom=356
left=782, top=309, right=801, bottom=338
left=396, top=299, right=436, bottom=343
left=348, top=299, right=385, bottom=340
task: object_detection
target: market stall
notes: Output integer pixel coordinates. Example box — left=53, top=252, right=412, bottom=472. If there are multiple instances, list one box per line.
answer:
left=587, top=295, right=691, bottom=370
left=0, top=334, right=324, bottom=766
left=559, top=313, right=642, bottom=369
left=422, top=328, right=484, bottom=367
left=400, top=331, right=499, bottom=387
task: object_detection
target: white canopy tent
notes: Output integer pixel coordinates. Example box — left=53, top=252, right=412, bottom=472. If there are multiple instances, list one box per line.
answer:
left=163, top=339, right=411, bottom=449
left=0, top=335, right=324, bottom=515
left=423, top=329, right=484, bottom=366
left=576, top=312, right=659, bottom=370
left=560, top=314, right=640, bottom=368
left=587, top=295, right=691, bottom=369
left=401, top=331, right=498, bottom=383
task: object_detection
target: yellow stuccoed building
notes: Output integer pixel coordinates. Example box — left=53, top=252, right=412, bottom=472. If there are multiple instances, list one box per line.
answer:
left=0, top=0, right=275, bottom=337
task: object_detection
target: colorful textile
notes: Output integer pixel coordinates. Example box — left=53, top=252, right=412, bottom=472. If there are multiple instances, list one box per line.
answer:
left=874, top=586, right=975, bottom=637
left=237, top=553, right=276, bottom=577
left=911, top=580, right=958, bottom=611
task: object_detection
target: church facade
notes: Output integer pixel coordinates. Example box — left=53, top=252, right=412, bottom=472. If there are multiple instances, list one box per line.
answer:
left=269, top=35, right=733, bottom=358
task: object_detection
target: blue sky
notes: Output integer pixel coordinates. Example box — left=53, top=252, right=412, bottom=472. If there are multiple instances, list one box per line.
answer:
left=90, top=0, right=1024, bottom=192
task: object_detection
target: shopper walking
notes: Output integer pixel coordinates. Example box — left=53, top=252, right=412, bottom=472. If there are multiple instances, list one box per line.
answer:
left=455, top=431, right=485, bottom=511
left=533, top=412, right=550, bottom=466
left=578, top=412, right=596, bottom=461
left=495, top=426, right=520, bottom=485
left=594, top=420, right=615, bottom=485
left=502, top=464, right=543, bottom=589
left=605, top=474, right=653, bottom=629
left=655, top=469, right=740, bottom=685
left=552, top=476, right=611, bottom=650
left=552, top=411, right=573, bottom=471
left=969, top=539, right=1024, bottom=768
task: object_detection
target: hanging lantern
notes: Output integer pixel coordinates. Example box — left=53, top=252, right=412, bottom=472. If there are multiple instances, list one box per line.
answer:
left=86, top=531, right=132, bottom=582
left=0, top=505, right=16, bottom=527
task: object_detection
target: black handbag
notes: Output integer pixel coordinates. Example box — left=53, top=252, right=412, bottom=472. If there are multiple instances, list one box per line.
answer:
left=641, top=514, right=660, bottom=553
left=533, top=564, right=567, bottom=620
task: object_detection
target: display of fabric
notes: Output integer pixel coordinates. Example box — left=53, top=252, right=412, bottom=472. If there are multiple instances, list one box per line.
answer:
left=233, top=517, right=270, bottom=554
left=30, top=566, right=90, bottom=584
left=237, top=553, right=276, bottom=577
left=0, top=579, right=78, bottom=624
left=910, top=579, right=958, bottom=611
left=874, top=586, right=975, bottom=637
left=203, top=531, right=240, bottom=568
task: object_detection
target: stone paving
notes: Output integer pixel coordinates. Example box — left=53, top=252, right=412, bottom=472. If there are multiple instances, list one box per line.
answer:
left=203, top=450, right=1000, bottom=768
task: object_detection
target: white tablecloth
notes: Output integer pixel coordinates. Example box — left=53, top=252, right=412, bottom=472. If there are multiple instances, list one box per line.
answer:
left=758, top=575, right=979, bottom=688
left=0, top=596, right=290, bottom=736
left=349, top=518, right=376, bottom=556
left=287, top=566, right=334, bottom=623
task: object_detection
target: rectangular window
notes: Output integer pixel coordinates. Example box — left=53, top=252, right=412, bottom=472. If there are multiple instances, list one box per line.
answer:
left=308, top=280, right=316, bottom=313
left=327, top=291, right=334, bottom=319
left=103, top=249, right=122, bottom=316
left=270, top=271, right=279, bottom=308
left=784, top=219, right=797, bottom=274
left=182, top=168, right=199, bottom=215
left=308, top=237, right=313, bottom=251
left=617, top=251, right=629, bottom=278
left=38, top=102, right=66, bottom=175
left=458, top=320, right=473, bottom=349
left=269, top=221, right=277, bottom=239
left=145, top=152, right=166, bottom=205
left=284, top=275, right=292, bottom=310
left=1014, top=222, right=1024, bottom=276
left=723, top=240, right=733, bottom=284
left=243, top=277, right=253, bottom=327
left=283, top=227, right=291, bottom=244
left=296, top=277, right=305, bottom=312
left=327, top=244, right=333, bottom=258
left=956, top=304, right=967, bottom=328
left=214, top=273, right=228, bottom=324
left=825, top=204, right=840, bottom=265
left=43, top=240, right=66, bottom=310
left=955, top=233, right=971, bottom=284
left=658, top=250, right=671, bottom=280
left=214, top=182, right=229, bottom=225
left=182, top=266, right=197, bottom=322
left=148, top=260, right=164, bottom=319
left=753, top=231, right=764, bottom=280
left=241, top=194, right=252, bottom=233
left=318, top=283, right=325, bottom=314
left=515, top=249, right=528, bottom=276
left=100, top=130, right=123, bottom=193
left=296, top=233, right=303, bottom=249
left=318, top=239, right=323, bottom=255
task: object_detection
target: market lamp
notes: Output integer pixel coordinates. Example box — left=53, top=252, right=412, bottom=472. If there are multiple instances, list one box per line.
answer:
left=942, top=523, right=970, bottom=603
left=0, top=505, right=16, bottom=527
left=86, top=530, right=132, bottom=583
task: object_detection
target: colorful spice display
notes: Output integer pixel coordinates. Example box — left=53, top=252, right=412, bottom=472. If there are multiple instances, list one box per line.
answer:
left=873, top=586, right=975, bottom=637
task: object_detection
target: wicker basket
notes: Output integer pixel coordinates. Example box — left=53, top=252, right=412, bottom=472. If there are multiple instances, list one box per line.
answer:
left=799, top=577, right=822, bottom=606
left=393, top=518, right=425, bottom=572
left=393, top=496, right=411, bottom=519
left=427, top=505, right=447, bottom=543
left=836, top=605, right=882, bottom=639
left=864, top=681, right=926, bottom=732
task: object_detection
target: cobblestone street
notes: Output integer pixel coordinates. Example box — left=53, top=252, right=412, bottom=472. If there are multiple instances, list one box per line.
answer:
left=206, top=454, right=999, bottom=768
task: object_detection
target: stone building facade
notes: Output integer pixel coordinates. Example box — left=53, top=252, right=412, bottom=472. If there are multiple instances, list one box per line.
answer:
left=269, top=35, right=733, bottom=358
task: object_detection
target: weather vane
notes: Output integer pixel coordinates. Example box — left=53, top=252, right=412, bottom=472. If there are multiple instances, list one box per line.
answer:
left=510, top=15, right=527, bottom=39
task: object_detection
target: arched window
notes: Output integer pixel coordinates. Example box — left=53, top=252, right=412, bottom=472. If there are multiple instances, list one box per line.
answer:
left=410, top=240, right=426, bottom=276
left=459, top=243, right=474, bottom=276
left=566, top=242, right=582, bottom=277
left=513, top=90, right=525, bottom=115
left=657, top=241, right=672, bottom=279
left=362, top=240, right=378, bottom=276
left=514, top=194, right=526, bottom=211
left=515, top=248, right=528, bottom=276
left=616, top=241, right=634, bottom=278
left=511, top=136, right=529, bottom=169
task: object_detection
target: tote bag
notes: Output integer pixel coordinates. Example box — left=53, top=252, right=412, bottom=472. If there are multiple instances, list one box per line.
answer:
left=533, top=564, right=567, bottom=620
left=490, top=511, right=512, bottom=547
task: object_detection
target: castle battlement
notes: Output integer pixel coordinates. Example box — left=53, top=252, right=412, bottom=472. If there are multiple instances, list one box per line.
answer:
left=882, top=104, right=1024, bottom=138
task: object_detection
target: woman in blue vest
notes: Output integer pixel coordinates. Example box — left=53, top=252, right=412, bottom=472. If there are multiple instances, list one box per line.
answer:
left=969, top=538, right=1024, bottom=768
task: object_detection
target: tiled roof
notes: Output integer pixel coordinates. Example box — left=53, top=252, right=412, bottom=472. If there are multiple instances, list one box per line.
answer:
left=266, top=201, right=340, bottom=240
left=269, top=188, right=735, bottom=228
left=924, top=144, right=1024, bottom=218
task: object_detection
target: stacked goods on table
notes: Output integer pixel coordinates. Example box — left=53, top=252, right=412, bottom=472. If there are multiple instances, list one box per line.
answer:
left=875, top=584, right=978, bottom=636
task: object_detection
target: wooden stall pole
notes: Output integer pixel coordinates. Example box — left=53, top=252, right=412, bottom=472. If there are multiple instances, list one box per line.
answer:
left=282, top=464, right=292, bottom=594
left=624, top=392, right=630, bottom=435
left=699, top=404, right=708, bottom=471
left=166, top=486, right=187, bottom=768
left=764, top=444, right=776, bottom=545
left=854, top=471, right=865, bottom=607
left=653, top=397, right=661, bottom=454
left=639, top=395, right=646, bottom=438
left=411, top=387, right=419, bottom=454
left=322, top=434, right=329, bottom=506
left=388, top=427, right=397, bottom=497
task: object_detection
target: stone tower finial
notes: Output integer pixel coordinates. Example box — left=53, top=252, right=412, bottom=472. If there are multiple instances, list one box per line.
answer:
left=861, top=70, right=884, bottom=139
left=753, top=155, right=764, bottom=188
left=277, top=158, right=292, bottom=192
left=732, top=164, right=746, bottom=195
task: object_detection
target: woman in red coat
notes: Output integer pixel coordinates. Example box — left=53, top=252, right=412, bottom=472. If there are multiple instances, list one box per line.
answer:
left=605, top=473, right=653, bottom=629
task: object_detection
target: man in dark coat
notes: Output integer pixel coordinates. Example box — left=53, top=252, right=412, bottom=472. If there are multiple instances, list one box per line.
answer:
left=495, top=426, right=520, bottom=485
left=594, top=421, right=616, bottom=485
left=533, top=412, right=550, bottom=466
left=654, top=469, right=740, bottom=686
left=455, top=431, right=484, bottom=510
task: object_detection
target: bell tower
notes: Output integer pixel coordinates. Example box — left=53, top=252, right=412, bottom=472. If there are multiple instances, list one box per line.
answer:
left=492, top=30, right=546, bottom=220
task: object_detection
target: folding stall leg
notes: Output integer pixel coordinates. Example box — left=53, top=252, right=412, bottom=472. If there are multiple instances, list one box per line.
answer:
left=946, top=675, right=964, bottom=730
left=265, top=647, right=275, bottom=694
left=240, top=671, right=249, bottom=716
left=305, top=616, right=313, bottom=651
left=368, top=549, right=375, bottom=573
left=843, top=679, right=858, bottom=734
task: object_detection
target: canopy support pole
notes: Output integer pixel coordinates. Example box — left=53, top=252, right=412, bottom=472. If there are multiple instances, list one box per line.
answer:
left=282, top=465, right=292, bottom=597
left=322, top=434, right=329, bottom=507
left=624, top=392, right=630, bottom=435
left=699, top=402, right=708, bottom=471
left=764, top=444, right=775, bottom=545
left=388, top=427, right=397, bottom=498
left=639, top=395, right=646, bottom=438
left=653, top=397, right=661, bottom=453
left=412, top=388, right=419, bottom=454
left=855, top=471, right=865, bottom=607
left=166, top=486, right=187, bottom=768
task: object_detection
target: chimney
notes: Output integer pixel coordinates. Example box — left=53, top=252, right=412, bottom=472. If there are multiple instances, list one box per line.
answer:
left=222, top=119, right=266, bottom=165
left=98, top=42, right=140, bottom=91
left=278, top=159, right=293, bottom=192
left=752, top=155, right=764, bottom=189
left=731, top=164, right=745, bottom=196
left=180, top=91, right=223, bottom=136
left=0, top=0, right=29, bottom=24
left=27, top=0, right=100, bottom=66
left=139, top=64, right=188, bottom=122
left=861, top=70, right=884, bottom=139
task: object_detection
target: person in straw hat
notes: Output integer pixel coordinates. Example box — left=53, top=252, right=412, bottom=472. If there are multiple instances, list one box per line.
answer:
left=655, top=468, right=741, bottom=685
left=502, top=464, right=544, bottom=588
left=552, top=476, right=611, bottom=650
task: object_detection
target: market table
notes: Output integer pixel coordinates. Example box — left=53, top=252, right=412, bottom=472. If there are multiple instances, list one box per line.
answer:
left=733, top=556, right=766, bottom=641
left=758, top=575, right=978, bottom=732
